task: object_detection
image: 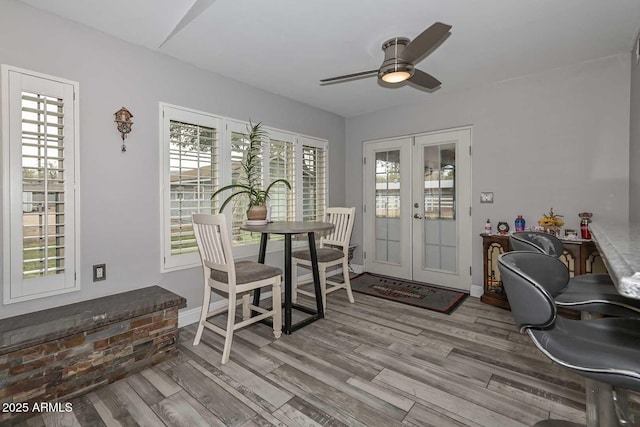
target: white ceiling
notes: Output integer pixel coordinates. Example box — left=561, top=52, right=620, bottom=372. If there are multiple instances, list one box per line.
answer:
left=19, top=0, right=640, bottom=117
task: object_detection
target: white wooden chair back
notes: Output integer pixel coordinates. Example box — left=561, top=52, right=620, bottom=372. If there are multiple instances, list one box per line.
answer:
left=321, top=207, right=355, bottom=255
left=191, top=213, right=282, bottom=364
left=192, top=213, right=236, bottom=286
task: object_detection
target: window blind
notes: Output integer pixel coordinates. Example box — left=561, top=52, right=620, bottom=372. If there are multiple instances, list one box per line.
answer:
left=268, top=138, right=295, bottom=222
left=160, top=107, right=329, bottom=266
left=169, top=120, right=218, bottom=256
left=302, top=144, right=326, bottom=222
left=230, top=130, right=262, bottom=245
left=21, top=92, right=66, bottom=279
left=4, top=67, right=79, bottom=303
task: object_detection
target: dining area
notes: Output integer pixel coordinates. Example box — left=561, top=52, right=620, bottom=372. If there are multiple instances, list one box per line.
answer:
left=190, top=207, right=356, bottom=364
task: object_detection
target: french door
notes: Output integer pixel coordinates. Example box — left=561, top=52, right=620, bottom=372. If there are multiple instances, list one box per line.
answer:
left=363, top=128, right=472, bottom=291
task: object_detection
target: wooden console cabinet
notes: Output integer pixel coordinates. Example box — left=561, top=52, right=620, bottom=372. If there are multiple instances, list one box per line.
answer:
left=480, top=233, right=607, bottom=311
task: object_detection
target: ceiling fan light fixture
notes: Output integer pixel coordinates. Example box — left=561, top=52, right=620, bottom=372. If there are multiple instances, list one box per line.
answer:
left=320, top=22, right=451, bottom=90
left=379, top=61, right=414, bottom=83
left=381, top=70, right=412, bottom=83
left=378, top=37, right=414, bottom=84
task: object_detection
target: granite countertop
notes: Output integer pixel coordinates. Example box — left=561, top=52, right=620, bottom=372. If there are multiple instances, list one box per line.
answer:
left=590, top=222, right=640, bottom=299
left=0, top=286, right=186, bottom=355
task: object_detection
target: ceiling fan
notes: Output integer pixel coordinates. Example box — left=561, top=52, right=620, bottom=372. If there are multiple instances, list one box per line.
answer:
left=320, top=22, right=452, bottom=90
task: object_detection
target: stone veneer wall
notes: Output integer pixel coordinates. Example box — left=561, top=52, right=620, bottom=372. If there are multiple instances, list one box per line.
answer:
left=0, top=286, right=185, bottom=423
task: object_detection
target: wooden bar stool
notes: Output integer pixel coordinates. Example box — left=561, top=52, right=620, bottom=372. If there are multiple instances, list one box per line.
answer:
left=191, top=213, right=282, bottom=364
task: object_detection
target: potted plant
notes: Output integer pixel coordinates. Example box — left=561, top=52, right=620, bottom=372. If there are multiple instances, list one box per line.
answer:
left=212, top=121, right=291, bottom=221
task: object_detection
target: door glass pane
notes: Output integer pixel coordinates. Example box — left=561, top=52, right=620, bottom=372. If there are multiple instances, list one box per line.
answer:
left=374, top=150, right=401, bottom=264
left=423, top=143, right=457, bottom=272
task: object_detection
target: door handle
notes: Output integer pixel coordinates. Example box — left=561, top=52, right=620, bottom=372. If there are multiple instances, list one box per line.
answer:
left=413, top=213, right=423, bottom=219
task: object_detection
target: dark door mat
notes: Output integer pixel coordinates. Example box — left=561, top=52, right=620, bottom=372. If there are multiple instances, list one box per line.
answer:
left=350, top=272, right=468, bottom=314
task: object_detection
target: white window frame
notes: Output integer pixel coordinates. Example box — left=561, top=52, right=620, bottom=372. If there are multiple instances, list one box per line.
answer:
left=2, top=65, right=80, bottom=304
left=160, top=103, right=329, bottom=271
left=160, top=104, right=223, bottom=272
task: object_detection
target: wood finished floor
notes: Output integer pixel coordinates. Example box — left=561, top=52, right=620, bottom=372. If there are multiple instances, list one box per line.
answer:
left=19, top=290, right=637, bottom=427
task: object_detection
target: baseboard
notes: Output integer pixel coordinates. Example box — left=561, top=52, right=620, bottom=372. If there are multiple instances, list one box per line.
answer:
left=178, top=291, right=273, bottom=328
left=470, top=284, right=483, bottom=298
left=179, top=305, right=212, bottom=328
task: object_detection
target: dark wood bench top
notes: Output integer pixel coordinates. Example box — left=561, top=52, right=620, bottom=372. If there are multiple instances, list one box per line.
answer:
left=0, top=286, right=186, bottom=355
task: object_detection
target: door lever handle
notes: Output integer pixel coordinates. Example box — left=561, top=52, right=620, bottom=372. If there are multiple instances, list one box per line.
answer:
left=413, top=213, right=423, bottom=219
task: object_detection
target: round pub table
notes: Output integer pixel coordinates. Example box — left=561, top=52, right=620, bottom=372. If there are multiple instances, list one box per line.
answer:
left=240, top=221, right=334, bottom=335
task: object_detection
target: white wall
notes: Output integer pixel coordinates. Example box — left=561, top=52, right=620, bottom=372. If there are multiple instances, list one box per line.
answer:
left=630, top=45, right=640, bottom=222
left=346, top=54, right=631, bottom=291
left=0, top=0, right=345, bottom=318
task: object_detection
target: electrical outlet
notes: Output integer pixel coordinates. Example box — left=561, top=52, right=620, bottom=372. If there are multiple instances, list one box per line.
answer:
left=93, top=264, right=106, bottom=282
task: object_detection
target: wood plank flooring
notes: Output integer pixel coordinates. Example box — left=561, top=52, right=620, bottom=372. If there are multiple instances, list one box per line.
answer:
left=17, top=291, right=638, bottom=426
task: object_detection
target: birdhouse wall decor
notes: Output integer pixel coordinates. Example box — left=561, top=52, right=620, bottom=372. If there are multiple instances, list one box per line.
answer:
left=114, top=107, right=133, bottom=152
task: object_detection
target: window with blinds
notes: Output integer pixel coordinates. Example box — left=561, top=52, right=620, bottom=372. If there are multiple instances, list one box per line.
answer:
left=21, top=92, right=66, bottom=279
left=3, top=66, right=79, bottom=303
left=268, top=138, right=295, bottom=222
left=230, top=129, right=262, bottom=245
left=161, top=105, right=328, bottom=268
left=301, top=142, right=327, bottom=222
left=169, top=120, right=218, bottom=256
left=161, top=105, right=221, bottom=271
left=226, top=127, right=297, bottom=247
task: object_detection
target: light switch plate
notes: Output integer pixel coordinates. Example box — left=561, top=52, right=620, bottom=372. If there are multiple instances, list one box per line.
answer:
left=480, top=192, right=494, bottom=203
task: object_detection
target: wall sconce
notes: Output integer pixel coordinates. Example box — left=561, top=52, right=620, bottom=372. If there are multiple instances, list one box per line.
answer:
left=114, top=107, right=133, bottom=152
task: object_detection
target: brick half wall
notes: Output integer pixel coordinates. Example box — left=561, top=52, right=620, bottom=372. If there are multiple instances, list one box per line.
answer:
left=0, top=286, right=186, bottom=423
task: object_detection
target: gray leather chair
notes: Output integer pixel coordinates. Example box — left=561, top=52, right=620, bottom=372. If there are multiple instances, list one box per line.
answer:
left=498, top=251, right=640, bottom=426
left=510, top=232, right=640, bottom=318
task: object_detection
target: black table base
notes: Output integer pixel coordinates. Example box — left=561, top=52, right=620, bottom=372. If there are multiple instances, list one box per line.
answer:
left=251, top=232, right=324, bottom=334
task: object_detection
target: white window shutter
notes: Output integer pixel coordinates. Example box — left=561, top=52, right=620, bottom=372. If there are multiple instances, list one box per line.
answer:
left=161, top=105, right=221, bottom=271
left=3, top=66, right=79, bottom=303
left=299, top=136, right=327, bottom=222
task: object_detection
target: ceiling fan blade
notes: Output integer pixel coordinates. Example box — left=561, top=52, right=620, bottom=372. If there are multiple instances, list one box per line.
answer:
left=159, top=0, right=217, bottom=48
left=320, top=69, right=379, bottom=83
left=400, top=22, right=452, bottom=63
left=408, top=69, right=441, bottom=89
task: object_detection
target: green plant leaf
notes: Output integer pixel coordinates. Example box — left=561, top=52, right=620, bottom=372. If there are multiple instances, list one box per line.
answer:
left=219, top=189, right=253, bottom=213
left=264, top=179, right=292, bottom=200
left=209, top=121, right=292, bottom=216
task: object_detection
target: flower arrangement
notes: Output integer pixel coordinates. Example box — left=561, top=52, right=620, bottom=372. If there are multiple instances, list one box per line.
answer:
left=538, top=208, right=564, bottom=235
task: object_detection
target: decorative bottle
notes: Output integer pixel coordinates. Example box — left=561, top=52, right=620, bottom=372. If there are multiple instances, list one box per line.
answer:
left=579, top=212, right=592, bottom=239
left=484, top=219, right=492, bottom=234
left=580, top=219, right=591, bottom=239
left=515, top=215, right=525, bottom=232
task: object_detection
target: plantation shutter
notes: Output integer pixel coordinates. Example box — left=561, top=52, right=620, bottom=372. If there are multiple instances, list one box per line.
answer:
left=267, top=131, right=295, bottom=222
left=162, top=106, right=220, bottom=271
left=228, top=125, right=263, bottom=246
left=161, top=110, right=329, bottom=262
left=21, top=91, right=66, bottom=279
left=4, top=68, right=79, bottom=302
left=299, top=136, right=327, bottom=222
